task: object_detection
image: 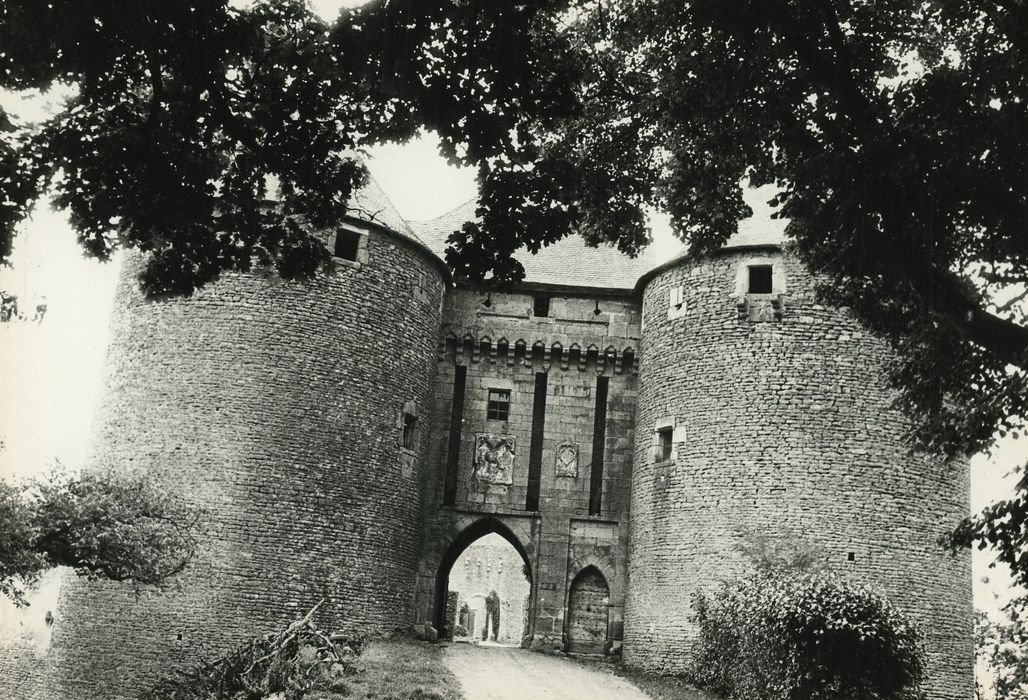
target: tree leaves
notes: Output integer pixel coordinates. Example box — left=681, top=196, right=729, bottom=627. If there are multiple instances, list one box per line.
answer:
left=692, top=570, right=926, bottom=699
left=0, top=467, right=201, bottom=606
left=976, top=596, right=1028, bottom=700
left=950, top=463, right=1028, bottom=590
left=1, top=1, right=1026, bottom=544
left=1, top=0, right=373, bottom=296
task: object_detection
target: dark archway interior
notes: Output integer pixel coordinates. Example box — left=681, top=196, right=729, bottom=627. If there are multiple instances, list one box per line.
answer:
left=433, top=518, right=533, bottom=637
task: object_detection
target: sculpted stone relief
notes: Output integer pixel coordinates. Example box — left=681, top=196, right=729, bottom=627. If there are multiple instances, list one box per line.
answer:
left=473, top=434, right=516, bottom=484
left=555, top=441, right=579, bottom=478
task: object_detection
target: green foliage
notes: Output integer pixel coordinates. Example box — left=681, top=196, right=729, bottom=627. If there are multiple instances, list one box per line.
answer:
left=551, top=0, right=1028, bottom=459
left=691, top=572, right=925, bottom=700
left=2, top=1, right=1026, bottom=569
left=977, top=596, right=1028, bottom=700
left=0, top=0, right=578, bottom=296
left=949, top=464, right=1028, bottom=590
left=147, top=603, right=365, bottom=700
left=0, top=467, right=200, bottom=605
left=0, top=479, right=48, bottom=603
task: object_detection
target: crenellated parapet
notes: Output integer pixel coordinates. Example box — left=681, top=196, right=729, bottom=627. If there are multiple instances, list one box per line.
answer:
left=436, top=286, right=641, bottom=376
left=439, top=333, right=638, bottom=376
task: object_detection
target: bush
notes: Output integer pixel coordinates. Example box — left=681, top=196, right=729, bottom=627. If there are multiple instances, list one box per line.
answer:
left=691, top=572, right=925, bottom=700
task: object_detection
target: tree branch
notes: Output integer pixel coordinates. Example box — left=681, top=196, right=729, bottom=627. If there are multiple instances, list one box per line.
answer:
left=994, top=288, right=1028, bottom=314
left=918, top=265, right=1028, bottom=368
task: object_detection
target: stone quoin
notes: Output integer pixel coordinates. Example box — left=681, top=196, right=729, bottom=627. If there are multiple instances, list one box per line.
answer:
left=1, top=179, right=972, bottom=699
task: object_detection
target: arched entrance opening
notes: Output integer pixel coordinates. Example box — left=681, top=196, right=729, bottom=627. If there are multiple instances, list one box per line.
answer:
left=434, top=519, right=532, bottom=646
left=566, top=566, right=610, bottom=654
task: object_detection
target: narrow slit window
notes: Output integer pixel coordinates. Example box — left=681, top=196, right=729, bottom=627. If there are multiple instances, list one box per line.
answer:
left=670, top=286, right=685, bottom=310
left=334, top=229, right=362, bottom=261
left=402, top=412, right=417, bottom=449
left=533, top=295, right=550, bottom=318
left=748, top=264, right=773, bottom=294
left=487, top=389, right=511, bottom=421
left=656, top=426, right=673, bottom=462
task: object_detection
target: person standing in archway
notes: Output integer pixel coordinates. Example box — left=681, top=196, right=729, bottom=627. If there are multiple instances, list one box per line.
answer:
left=484, top=590, right=501, bottom=641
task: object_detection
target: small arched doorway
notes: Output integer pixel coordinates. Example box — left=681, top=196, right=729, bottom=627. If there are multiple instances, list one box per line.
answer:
left=434, top=518, right=533, bottom=645
left=566, top=566, right=610, bottom=654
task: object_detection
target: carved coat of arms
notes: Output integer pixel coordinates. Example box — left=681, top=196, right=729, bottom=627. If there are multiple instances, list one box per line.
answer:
left=473, top=434, right=515, bottom=485
left=555, top=441, right=578, bottom=478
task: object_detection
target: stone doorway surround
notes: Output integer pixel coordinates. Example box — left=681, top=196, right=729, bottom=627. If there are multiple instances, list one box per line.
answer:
left=565, top=563, right=613, bottom=654
left=421, top=514, right=539, bottom=644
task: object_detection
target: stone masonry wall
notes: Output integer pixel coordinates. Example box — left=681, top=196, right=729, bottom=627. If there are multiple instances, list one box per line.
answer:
left=8, top=225, right=446, bottom=699
left=625, top=248, right=972, bottom=699
left=416, top=288, right=639, bottom=652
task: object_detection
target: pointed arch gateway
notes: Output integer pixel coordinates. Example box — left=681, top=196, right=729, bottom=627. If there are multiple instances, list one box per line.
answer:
left=433, top=517, right=534, bottom=642
left=566, top=566, right=611, bottom=654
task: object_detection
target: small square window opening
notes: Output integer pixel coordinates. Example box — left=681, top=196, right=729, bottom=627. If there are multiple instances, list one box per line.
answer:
left=334, top=229, right=362, bottom=261
left=402, top=413, right=417, bottom=449
left=487, top=389, right=511, bottom=421
left=656, top=426, right=673, bottom=462
left=748, top=265, right=773, bottom=294
left=533, top=295, right=551, bottom=318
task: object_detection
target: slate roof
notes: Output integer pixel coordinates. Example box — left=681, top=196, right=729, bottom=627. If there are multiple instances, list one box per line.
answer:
left=347, top=172, right=423, bottom=245
left=408, top=196, right=787, bottom=292
left=411, top=200, right=661, bottom=291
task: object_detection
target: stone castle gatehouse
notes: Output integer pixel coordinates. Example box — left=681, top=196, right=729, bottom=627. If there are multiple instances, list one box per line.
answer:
left=1, top=179, right=972, bottom=699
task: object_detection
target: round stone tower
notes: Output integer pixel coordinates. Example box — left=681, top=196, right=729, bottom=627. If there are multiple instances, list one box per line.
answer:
left=44, top=193, right=447, bottom=698
left=625, top=245, right=972, bottom=699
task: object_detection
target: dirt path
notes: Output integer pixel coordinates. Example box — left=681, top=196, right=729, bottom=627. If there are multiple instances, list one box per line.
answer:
left=442, top=643, right=650, bottom=700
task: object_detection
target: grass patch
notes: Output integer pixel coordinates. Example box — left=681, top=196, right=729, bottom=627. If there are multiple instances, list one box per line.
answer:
left=564, top=654, right=721, bottom=700
left=617, top=669, right=722, bottom=700
left=336, top=637, right=463, bottom=700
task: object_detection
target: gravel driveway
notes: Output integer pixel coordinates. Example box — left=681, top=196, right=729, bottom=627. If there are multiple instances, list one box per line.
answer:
left=442, top=643, right=650, bottom=700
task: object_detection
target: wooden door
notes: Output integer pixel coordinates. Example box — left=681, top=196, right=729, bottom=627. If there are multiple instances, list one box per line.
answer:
left=567, top=567, right=609, bottom=654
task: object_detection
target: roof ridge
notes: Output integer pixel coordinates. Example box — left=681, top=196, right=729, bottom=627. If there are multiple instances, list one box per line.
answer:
left=412, top=197, right=477, bottom=225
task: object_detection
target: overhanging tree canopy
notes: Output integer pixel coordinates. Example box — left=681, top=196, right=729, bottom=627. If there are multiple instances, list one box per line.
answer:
left=1, top=0, right=1025, bottom=547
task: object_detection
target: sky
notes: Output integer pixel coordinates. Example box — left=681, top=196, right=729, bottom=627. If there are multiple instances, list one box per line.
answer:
left=0, top=0, right=1023, bottom=617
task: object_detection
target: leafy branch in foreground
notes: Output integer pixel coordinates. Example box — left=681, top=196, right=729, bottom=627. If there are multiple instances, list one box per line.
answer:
left=0, top=466, right=201, bottom=606
left=976, top=597, right=1028, bottom=700
left=948, top=461, right=1028, bottom=590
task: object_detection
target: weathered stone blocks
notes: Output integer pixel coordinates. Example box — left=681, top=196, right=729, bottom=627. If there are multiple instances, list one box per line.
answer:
left=20, top=224, right=446, bottom=699
left=625, top=248, right=972, bottom=700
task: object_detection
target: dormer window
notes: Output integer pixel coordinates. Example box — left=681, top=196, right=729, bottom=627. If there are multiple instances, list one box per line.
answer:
left=334, top=229, right=362, bottom=261
left=735, top=258, right=785, bottom=322
left=533, top=295, right=550, bottom=318
left=748, top=265, right=773, bottom=294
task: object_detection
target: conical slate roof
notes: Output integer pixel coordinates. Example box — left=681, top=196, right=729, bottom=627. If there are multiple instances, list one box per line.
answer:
left=346, top=171, right=424, bottom=245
